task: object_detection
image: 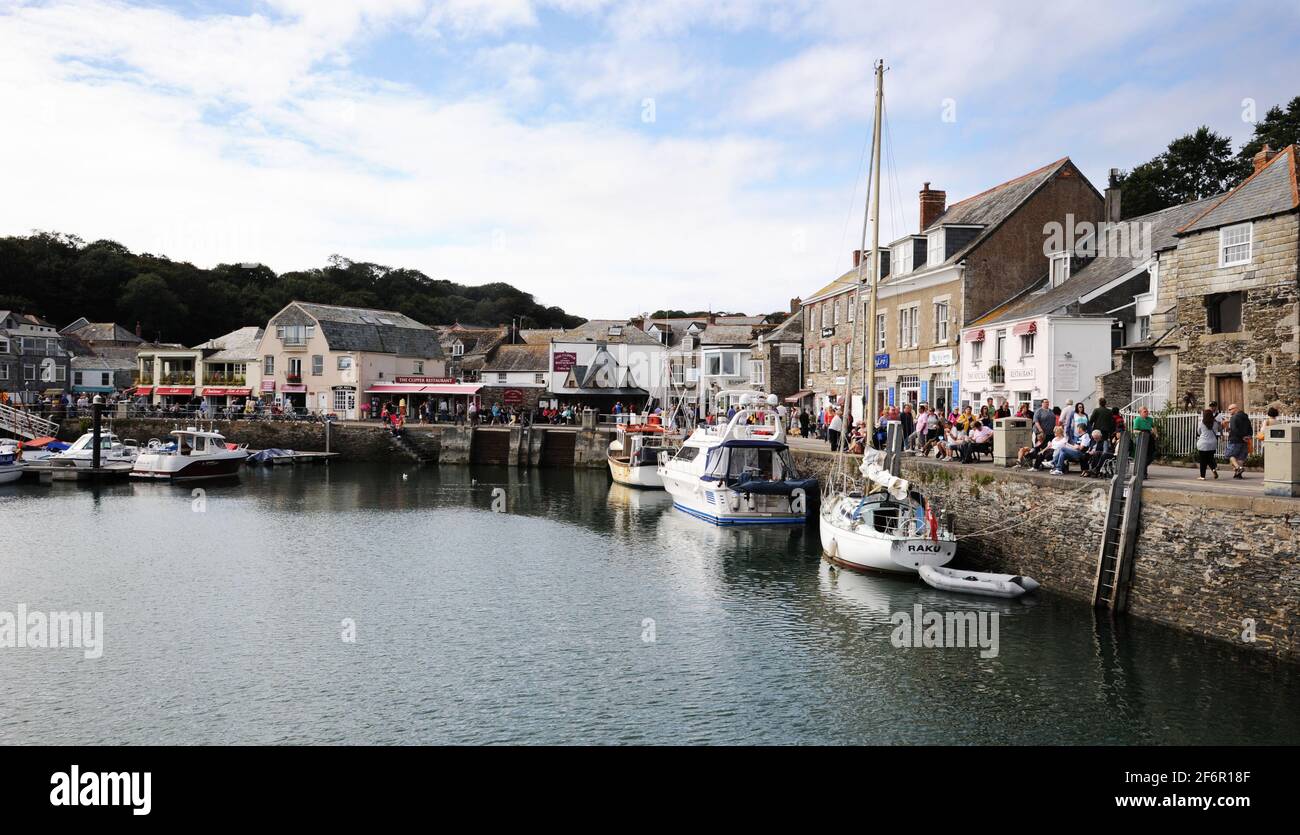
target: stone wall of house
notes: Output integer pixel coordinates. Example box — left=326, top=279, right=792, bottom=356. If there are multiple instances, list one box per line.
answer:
left=790, top=448, right=1300, bottom=663
left=1166, top=213, right=1300, bottom=409
left=1096, top=351, right=1132, bottom=407
left=761, top=340, right=803, bottom=401
left=802, top=289, right=856, bottom=407
left=476, top=385, right=545, bottom=412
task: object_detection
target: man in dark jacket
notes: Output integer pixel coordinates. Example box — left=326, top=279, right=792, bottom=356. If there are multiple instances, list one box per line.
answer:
left=1088, top=398, right=1116, bottom=454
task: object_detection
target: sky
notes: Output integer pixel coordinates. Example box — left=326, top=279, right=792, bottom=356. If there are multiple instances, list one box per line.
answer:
left=2, top=0, right=1298, bottom=320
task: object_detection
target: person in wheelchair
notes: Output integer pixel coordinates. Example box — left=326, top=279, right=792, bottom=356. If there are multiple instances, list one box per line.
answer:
left=1083, top=430, right=1113, bottom=478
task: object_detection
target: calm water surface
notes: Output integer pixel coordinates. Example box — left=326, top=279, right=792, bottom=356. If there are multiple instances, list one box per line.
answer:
left=2, top=463, right=1298, bottom=745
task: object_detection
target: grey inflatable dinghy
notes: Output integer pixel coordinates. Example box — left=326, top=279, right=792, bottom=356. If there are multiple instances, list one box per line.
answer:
left=918, top=565, right=1040, bottom=598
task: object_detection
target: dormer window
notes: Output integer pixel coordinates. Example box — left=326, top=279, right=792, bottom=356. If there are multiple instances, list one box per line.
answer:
left=1219, top=222, right=1252, bottom=267
left=1049, top=252, right=1071, bottom=287
left=927, top=230, right=945, bottom=266
left=451, top=340, right=464, bottom=357
left=608, top=325, right=623, bottom=336
left=894, top=242, right=913, bottom=276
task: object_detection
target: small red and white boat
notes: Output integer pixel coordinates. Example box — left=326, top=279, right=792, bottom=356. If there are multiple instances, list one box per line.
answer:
left=131, top=426, right=248, bottom=482
left=607, top=416, right=678, bottom=489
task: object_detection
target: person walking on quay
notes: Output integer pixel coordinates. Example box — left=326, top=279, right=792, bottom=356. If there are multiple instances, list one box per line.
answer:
left=798, top=407, right=810, bottom=439
left=1130, top=405, right=1158, bottom=480
left=1195, top=408, right=1221, bottom=480
left=899, top=403, right=915, bottom=444
left=1088, top=398, right=1116, bottom=455
left=828, top=407, right=843, bottom=451
left=1226, top=403, right=1252, bottom=479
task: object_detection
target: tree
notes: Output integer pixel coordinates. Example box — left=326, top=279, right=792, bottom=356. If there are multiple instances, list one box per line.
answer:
left=1114, top=126, right=1238, bottom=218
left=1235, top=96, right=1300, bottom=179
left=119, top=272, right=188, bottom=342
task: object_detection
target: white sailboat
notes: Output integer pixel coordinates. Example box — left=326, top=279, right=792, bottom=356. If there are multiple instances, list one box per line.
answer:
left=819, top=59, right=957, bottom=574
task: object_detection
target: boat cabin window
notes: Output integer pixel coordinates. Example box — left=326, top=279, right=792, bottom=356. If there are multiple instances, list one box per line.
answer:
left=873, top=505, right=901, bottom=535
left=727, top=447, right=775, bottom=480
left=673, top=446, right=700, bottom=462
left=193, top=435, right=207, bottom=453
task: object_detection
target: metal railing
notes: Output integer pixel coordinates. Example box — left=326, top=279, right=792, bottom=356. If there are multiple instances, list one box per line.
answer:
left=1120, top=409, right=1300, bottom=458
left=1124, top=377, right=1170, bottom=413
left=0, top=401, right=59, bottom=439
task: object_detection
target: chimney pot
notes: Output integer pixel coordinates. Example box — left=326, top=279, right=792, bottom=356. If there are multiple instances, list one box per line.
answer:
left=1253, top=144, right=1277, bottom=173
left=919, top=183, right=947, bottom=231
left=852, top=249, right=863, bottom=268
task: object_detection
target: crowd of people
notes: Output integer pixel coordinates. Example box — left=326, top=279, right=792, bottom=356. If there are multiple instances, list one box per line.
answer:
left=792, top=394, right=1285, bottom=483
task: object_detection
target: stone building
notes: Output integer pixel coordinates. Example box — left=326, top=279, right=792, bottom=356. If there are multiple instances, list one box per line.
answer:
left=799, top=250, right=880, bottom=415
left=800, top=158, right=1105, bottom=419
left=437, top=324, right=507, bottom=381
left=753, top=310, right=804, bottom=405
left=1116, top=145, right=1299, bottom=411
left=0, top=310, right=72, bottom=403
left=478, top=343, right=550, bottom=411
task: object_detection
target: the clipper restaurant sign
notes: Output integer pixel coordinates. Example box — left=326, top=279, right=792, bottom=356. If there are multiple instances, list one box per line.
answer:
left=395, top=376, right=456, bottom=384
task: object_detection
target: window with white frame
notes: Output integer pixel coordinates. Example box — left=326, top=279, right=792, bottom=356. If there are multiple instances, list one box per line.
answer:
left=0, top=337, right=7, bottom=353
left=534, top=373, right=545, bottom=385
left=927, top=230, right=944, bottom=266
left=1138, top=316, right=1150, bottom=340
left=23, top=364, right=35, bottom=380
left=497, top=372, right=507, bottom=383
left=971, top=339, right=983, bottom=364
left=1219, top=222, right=1252, bottom=266
left=0, top=365, right=8, bottom=380
left=337, top=355, right=352, bottom=370
left=414, top=361, right=424, bottom=374
left=750, top=360, right=765, bottom=385
left=451, top=340, right=464, bottom=357
left=833, top=300, right=841, bottom=326
left=933, top=301, right=949, bottom=344
left=1049, top=252, right=1071, bottom=287
left=898, top=306, right=920, bottom=348
left=876, top=313, right=887, bottom=351
left=56, top=366, right=66, bottom=382
left=809, top=307, right=818, bottom=332
left=832, top=344, right=842, bottom=371
left=894, top=242, right=912, bottom=276
left=263, top=355, right=274, bottom=375
left=847, top=296, right=855, bottom=322
left=809, top=348, right=818, bottom=372
left=1020, top=333, right=1035, bottom=357
left=820, top=346, right=829, bottom=371
left=312, top=355, right=323, bottom=375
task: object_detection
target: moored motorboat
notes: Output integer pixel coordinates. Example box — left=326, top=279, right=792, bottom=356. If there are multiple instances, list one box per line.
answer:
left=0, top=443, right=24, bottom=484
left=918, top=565, right=1040, bottom=598
left=607, top=417, right=678, bottom=488
left=658, top=390, right=817, bottom=525
left=47, top=431, right=139, bottom=468
left=131, top=426, right=249, bottom=482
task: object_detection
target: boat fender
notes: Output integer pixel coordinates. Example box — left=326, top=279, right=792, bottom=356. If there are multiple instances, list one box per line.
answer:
left=1010, top=576, right=1040, bottom=593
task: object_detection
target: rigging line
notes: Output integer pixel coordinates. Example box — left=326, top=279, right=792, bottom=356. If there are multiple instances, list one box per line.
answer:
left=829, top=120, right=876, bottom=288
left=883, top=100, right=906, bottom=248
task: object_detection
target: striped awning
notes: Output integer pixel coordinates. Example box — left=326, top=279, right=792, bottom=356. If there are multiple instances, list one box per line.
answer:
left=964, top=329, right=985, bottom=342
left=1012, top=321, right=1037, bottom=337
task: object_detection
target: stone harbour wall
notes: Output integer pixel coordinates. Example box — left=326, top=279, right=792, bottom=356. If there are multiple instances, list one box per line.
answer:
left=792, top=449, right=1300, bottom=663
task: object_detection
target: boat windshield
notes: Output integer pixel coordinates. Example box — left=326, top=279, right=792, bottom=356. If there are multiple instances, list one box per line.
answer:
left=703, top=445, right=800, bottom=484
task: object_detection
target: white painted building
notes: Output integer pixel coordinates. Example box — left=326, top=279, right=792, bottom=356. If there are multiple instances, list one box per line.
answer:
left=547, top=320, right=667, bottom=409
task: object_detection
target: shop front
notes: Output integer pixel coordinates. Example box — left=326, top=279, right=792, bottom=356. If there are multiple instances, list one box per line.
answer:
left=364, top=380, right=483, bottom=422
left=201, top=386, right=253, bottom=411
left=156, top=385, right=195, bottom=407
left=281, top=383, right=308, bottom=412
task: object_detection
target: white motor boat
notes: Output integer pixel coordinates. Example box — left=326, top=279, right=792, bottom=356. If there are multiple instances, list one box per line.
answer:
left=131, top=426, right=249, bottom=482
left=0, top=442, right=24, bottom=484
left=607, top=418, right=678, bottom=489
left=820, top=448, right=957, bottom=575
left=47, top=431, right=139, bottom=468
left=657, top=390, right=817, bottom=526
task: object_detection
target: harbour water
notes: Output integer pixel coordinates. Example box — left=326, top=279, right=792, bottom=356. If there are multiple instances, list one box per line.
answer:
left=2, top=463, right=1298, bottom=745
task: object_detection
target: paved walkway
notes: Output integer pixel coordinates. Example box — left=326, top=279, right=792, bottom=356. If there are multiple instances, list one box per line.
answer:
left=787, top=435, right=1294, bottom=501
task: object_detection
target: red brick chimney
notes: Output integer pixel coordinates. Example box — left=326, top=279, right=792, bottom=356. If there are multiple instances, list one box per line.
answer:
left=919, top=182, right=946, bottom=230
left=135, top=320, right=142, bottom=338
left=852, top=249, right=863, bottom=267
left=1253, top=144, right=1277, bottom=173
left=707, top=312, right=717, bottom=325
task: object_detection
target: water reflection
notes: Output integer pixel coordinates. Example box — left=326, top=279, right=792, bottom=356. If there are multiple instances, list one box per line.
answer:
left=0, top=462, right=1296, bottom=745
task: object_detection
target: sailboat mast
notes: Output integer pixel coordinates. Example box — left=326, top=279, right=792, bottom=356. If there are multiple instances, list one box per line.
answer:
left=863, top=59, right=884, bottom=433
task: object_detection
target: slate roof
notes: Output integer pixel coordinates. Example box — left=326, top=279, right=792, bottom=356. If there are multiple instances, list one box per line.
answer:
left=761, top=312, right=803, bottom=342
left=60, top=321, right=143, bottom=344
left=290, top=302, right=444, bottom=358
left=696, top=324, right=756, bottom=345
left=518, top=329, right=564, bottom=345
left=193, top=326, right=265, bottom=360
left=482, top=344, right=549, bottom=373
left=1179, top=145, right=1299, bottom=234
left=978, top=195, right=1221, bottom=326
left=557, top=319, right=661, bottom=346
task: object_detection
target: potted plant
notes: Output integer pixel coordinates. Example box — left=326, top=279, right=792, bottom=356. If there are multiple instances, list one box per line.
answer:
left=988, top=363, right=1006, bottom=384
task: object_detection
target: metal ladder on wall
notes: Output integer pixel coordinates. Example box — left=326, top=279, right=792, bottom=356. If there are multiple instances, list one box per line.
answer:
left=1092, top=431, right=1150, bottom=612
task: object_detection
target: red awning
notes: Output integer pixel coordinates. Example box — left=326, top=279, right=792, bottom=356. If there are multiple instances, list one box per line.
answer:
left=784, top=389, right=813, bottom=403
left=1012, top=321, right=1038, bottom=337
left=281, top=384, right=307, bottom=394
left=133, top=386, right=153, bottom=396
left=156, top=386, right=193, bottom=396
left=261, top=381, right=276, bottom=392
left=964, top=329, right=985, bottom=342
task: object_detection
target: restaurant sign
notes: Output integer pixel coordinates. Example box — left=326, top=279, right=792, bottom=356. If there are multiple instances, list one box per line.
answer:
left=395, top=376, right=456, bottom=384
left=553, top=351, right=577, bottom=372
left=502, top=388, right=525, bottom=404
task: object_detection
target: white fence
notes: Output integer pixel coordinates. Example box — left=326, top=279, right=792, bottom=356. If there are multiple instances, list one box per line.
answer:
left=1121, top=409, right=1300, bottom=458
left=1127, top=377, right=1169, bottom=412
